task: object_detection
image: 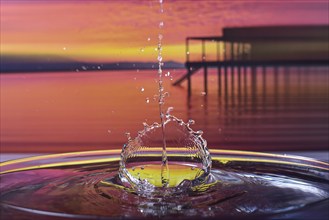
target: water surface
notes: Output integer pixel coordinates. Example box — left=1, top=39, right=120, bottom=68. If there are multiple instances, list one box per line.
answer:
left=1, top=66, right=328, bottom=152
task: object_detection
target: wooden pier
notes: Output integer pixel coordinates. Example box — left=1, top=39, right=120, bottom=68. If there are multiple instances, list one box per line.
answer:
left=173, top=26, right=329, bottom=96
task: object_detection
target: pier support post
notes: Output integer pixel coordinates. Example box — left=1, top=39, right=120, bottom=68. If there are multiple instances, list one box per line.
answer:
left=224, top=66, right=228, bottom=101
left=218, top=66, right=222, bottom=96
left=187, top=67, right=192, bottom=97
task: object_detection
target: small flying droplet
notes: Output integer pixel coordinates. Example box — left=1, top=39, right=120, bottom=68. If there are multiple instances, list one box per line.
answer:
left=146, top=98, right=150, bottom=103
left=159, top=21, right=164, bottom=28
left=107, top=130, right=111, bottom=134
left=147, top=37, right=151, bottom=41
left=188, top=119, right=195, bottom=125
left=140, top=87, right=145, bottom=92
left=201, top=91, right=207, bottom=96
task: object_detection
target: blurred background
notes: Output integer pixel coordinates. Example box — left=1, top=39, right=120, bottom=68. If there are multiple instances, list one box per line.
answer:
left=1, top=0, right=328, bottom=157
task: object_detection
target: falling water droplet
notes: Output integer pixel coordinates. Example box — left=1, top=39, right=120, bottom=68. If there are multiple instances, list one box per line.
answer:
left=147, top=37, right=151, bottom=41
left=146, top=98, right=150, bottom=103
left=140, top=87, right=145, bottom=92
left=159, top=22, right=164, bottom=28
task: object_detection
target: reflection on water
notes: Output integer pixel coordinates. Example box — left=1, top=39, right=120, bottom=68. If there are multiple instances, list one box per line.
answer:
left=0, top=66, right=328, bottom=152
left=189, top=66, right=328, bottom=150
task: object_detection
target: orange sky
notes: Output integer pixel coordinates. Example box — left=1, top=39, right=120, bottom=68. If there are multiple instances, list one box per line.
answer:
left=1, top=0, right=328, bottom=62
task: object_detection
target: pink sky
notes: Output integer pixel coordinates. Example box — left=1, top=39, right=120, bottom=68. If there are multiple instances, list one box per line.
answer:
left=1, top=0, right=328, bottom=62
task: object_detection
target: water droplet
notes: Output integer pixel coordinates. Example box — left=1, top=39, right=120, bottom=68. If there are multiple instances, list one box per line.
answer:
left=146, top=98, right=150, bottom=103
left=159, top=21, right=164, bottom=28
left=140, top=48, right=145, bottom=52
left=157, top=56, right=163, bottom=62
left=166, top=107, right=174, bottom=115
left=107, top=130, right=112, bottom=134
left=201, top=92, right=207, bottom=96
left=63, top=47, right=66, bottom=50
left=147, top=37, right=151, bottom=41
left=158, top=34, right=163, bottom=40
left=188, top=119, right=195, bottom=125
left=186, top=51, right=190, bottom=55
left=97, top=66, right=101, bottom=70
left=81, top=66, right=87, bottom=71
left=140, top=87, right=145, bottom=92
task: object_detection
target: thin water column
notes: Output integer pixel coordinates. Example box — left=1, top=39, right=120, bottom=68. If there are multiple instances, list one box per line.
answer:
left=217, top=40, right=222, bottom=96
left=202, top=40, right=208, bottom=95
left=186, top=38, right=192, bottom=97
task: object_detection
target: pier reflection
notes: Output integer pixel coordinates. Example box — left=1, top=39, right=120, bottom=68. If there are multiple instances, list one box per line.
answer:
left=186, top=66, right=329, bottom=150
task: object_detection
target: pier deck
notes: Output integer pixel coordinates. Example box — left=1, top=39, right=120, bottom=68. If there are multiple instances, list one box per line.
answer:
left=173, top=26, right=329, bottom=96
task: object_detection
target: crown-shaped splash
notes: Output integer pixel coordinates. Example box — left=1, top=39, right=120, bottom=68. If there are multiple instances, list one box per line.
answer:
left=119, top=108, right=212, bottom=195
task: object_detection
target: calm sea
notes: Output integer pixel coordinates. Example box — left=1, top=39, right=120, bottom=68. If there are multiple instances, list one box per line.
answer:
left=1, top=66, right=328, bottom=152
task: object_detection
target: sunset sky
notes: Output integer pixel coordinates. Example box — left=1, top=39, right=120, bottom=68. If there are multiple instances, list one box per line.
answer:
left=1, top=0, right=328, bottom=63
